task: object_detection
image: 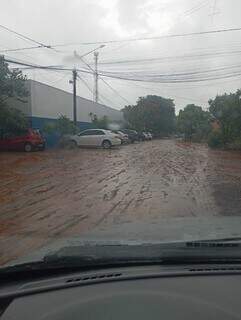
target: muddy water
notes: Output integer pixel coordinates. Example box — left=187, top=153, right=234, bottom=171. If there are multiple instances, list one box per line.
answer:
left=0, top=139, right=241, bottom=265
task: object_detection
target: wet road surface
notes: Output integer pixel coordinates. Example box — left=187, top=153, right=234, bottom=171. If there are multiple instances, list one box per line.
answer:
left=0, top=139, right=241, bottom=265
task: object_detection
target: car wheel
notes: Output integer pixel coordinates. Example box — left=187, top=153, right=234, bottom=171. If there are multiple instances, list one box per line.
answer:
left=24, top=143, right=33, bottom=152
left=102, top=140, right=112, bottom=149
left=69, top=140, right=78, bottom=149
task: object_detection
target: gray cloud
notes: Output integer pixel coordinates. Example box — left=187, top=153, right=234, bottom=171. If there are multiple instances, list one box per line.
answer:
left=0, top=0, right=240, bottom=111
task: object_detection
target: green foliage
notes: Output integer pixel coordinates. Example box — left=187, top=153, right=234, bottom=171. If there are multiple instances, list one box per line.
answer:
left=0, top=56, right=29, bottom=132
left=207, top=131, right=223, bottom=148
left=0, top=104, right=28, bottom=132
left=42, top=122, right=56, bottom=134
left=209, top=89, right=241, bottom=144
left=177, top=104, right=211, bottom=141
left=89, top=112, right=110, bottom=129
left=226, top=137, right=241, bottom=150
left=0, top=56, right=28, bottom=105
left=43, top=115, right=78, bottom=136
left=122, top=95, right=175, bottom=134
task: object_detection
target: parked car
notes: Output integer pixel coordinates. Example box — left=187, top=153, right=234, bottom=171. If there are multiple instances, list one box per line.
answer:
left=0, top=128, right=46, bottom=152
left=112, top=130, right=129, bottom=144
left=119, top=129, right=139, bottom=143
left=138, top=132, right=147, bottom=141
left=68, top=129, right=122, bottom=149
left=145, top=132, right=153, bottom=140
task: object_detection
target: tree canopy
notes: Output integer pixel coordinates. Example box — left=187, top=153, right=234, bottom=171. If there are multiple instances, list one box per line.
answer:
left=208, top=89, right=241, bottom=143
left=89, top=112, right=110, bottom=129
left=122, top=95, right=175, bottom=135
left=43, top=115, right=78, bottom=136
left=177, top=104, right=211, bottom=141
left=0, top=56, right=29, bottom=132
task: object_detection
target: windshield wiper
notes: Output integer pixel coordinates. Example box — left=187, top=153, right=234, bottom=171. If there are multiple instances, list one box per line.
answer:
left=0, top=238, right=241, bottom=275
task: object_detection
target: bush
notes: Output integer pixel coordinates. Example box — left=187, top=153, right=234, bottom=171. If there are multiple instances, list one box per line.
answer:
left=207, top=131, right=223, bottom=148
left=226, top=137, right=241, bottom=150
left=43, top=115, right=78, bottom=136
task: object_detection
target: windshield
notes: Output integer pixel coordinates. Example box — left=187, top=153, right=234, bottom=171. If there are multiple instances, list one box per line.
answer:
left=0, top=0, right=241, bottom=268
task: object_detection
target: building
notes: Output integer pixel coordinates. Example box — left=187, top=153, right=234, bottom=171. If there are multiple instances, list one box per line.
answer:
left=10, top=80, right=123, bottom=146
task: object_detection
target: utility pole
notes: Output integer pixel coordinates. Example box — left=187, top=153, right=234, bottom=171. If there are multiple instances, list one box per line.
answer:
left=73, top=44, right=105, bottom=104
left=94, top=51, right=99, bottom=103
left=72, top=68, right=77, bottom=125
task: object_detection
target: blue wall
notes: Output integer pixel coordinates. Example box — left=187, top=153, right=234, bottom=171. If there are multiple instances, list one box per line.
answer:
left=30, top=116, right=94, bottom=148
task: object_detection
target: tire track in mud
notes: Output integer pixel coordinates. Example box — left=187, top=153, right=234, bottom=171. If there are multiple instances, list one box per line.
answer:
left=1, top=140, right=239, bottom=265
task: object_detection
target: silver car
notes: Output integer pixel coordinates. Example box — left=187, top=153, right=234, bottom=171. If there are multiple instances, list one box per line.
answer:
left=112, top=130, right=130, bottom=144
left=69, top=129, right=122, bottom=149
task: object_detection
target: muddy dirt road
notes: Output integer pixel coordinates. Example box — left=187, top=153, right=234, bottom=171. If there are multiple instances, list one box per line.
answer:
left=1, top=139, right=241, bottom=265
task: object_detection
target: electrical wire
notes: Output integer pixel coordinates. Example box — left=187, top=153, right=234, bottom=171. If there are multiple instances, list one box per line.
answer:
left=52, top=27, right=241, bottom=47
left=98, top=49, right=241, bottom=66
left=5, top=56, right=241, bottom=84
left=78, top=74, right=115, bottom=106
left=99, top=78, right=131, bottom=105
left=0, top=45, right=45, bottom=53
left=4, top=57, right=93, bottom=74
left=77, top=56, right=131, bottom=105
left=0, top=23, right=53, bottom=50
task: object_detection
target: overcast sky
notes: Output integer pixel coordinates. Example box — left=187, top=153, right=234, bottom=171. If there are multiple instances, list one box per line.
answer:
left=0, top=0, right=241, bottom=112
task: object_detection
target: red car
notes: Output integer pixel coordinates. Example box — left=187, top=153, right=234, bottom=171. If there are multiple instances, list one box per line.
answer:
left=0, top=128, right=46, bottom=152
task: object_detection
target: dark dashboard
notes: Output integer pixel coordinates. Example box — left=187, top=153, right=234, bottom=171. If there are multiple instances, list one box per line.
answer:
left=1, top=264, right=241, bottom=319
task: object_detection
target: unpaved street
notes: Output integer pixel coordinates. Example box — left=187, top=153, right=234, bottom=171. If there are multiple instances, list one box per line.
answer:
left=1, top=139, right=241, bottom=265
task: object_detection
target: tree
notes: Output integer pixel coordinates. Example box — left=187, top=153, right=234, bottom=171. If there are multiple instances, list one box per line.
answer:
left=43, top=115, right=78, bottom=136
left=208, top=89, right=241, bottom=144
left=0, top=56, right=29, bottom=131
left=89, top=112, right=110, bottom=129
left=122, top=95, right=175, bottom=135
left=177, top=104, right=211, bottom=141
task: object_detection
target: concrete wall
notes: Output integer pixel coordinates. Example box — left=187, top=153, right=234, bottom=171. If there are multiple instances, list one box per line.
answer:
left=29, top=80, right=123, bottom=122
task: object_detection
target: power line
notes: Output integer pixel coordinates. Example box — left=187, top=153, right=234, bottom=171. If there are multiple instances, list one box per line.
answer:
left=78, top=56, right=130, bottom=105
left=100, top=78, right=131, bottom=105
left=77, top=74, right=94, bottom=95
left=0, top=45, right=45, bottom=53
left=0, top=23, right=53, bottom=50
left=181, top=0, right=209, bottom=18
left=5, top=56, right=241, bottom=84
left=4, top=57, right=93, bottom=74
left=97, top=49, right=241, bottom=66
left=98, top=63, right=241, bottom=78
left=3, top=26, right=241, bottom=54
left=98, top=70, right=241, bottom=83
left=122, top=81, right=207, bottom=104
left=77, top=74, right=115, bottom=106
left=52, top=27, right=241, bottom=47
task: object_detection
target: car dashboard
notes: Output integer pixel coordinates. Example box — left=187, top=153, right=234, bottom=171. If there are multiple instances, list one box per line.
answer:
left=0, top=264, right=241, bottom=319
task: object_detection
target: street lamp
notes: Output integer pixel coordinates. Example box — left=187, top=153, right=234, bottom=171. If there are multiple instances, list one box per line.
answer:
left=73, top=44, right=106, bottom=103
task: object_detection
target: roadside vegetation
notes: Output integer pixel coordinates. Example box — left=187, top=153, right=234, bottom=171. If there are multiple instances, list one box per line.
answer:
left=0, top=56, right=29, bottom=132
left=176, top=90, right=241, bottom=149
left=177, top=104, right=211, bottom=142
left=0, top=55, right=240, bottom=150
left=43, top=115, right=78, bottom=136
left=122, top=95, right=175, bottom=136
left=208, top=89, right=241, bottom=149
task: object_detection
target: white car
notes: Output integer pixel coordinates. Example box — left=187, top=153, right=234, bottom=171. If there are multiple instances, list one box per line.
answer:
left=69, top=129, right=122, bottom=149
left=145, top=132, right=153, bottom=140
left=112, top=130, right=129, bottom=144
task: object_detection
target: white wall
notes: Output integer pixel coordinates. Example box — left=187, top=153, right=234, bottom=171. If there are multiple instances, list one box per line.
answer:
left=7, top=81, right=31, bottom=116
left=30, top=80, right=123, bottom=122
